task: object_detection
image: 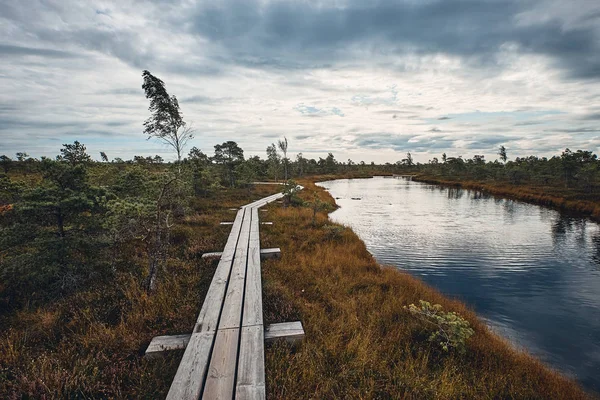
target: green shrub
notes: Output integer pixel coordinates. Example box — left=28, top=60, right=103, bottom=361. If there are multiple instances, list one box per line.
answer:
left=405, top=300, right=474, bottom=353
left=322, top=224, right=345, bottom=241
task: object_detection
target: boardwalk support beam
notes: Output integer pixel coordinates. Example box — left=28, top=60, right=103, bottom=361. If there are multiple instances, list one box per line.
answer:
left=202, top=248, right=281, bottom=260
left=145, top=322, right=304, bottom=358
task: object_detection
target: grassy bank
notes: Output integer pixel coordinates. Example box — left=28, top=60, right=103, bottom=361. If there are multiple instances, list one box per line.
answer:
left=413, top=174, right=600, bottom=222
left=259, top=180, right=592, bottom=399
left=0, top=179, right=594, bottom=398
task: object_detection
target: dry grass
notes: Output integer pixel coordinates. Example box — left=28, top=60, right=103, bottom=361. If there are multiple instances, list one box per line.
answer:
left=0, top=180, right=594, bottom=398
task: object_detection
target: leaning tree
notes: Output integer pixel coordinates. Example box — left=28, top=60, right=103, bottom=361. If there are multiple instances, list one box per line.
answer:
left=141, top=70, right=193, bottom=172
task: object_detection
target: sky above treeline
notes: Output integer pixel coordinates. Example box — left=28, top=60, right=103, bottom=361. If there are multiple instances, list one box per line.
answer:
left=1, top=0, right=600, bottom=163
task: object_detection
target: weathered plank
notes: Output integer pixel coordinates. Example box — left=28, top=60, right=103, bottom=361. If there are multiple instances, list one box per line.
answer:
left=243, top=249, right=263, bottom=327
left=166, top=332, right=214, bottom=400
left=260, top=247, right=281, bottom=259
left=264, top=321, right=305, bottom=344
left=145, top=334, right=191, bottom=358
left=202, top=248, right=280, bottom=261
left=194, top=209, right=245, bottom=333
left=201, top=251, right=224, bottom=259
left=235, top=325, right=266, bottom=400
left=260, top=222, right=273, bottom=225
left=220, top=222, right=234, bottom=225
left=202, top=328, right=240, bottom=400
left=145, top=320, right=305, bottom=357
left=218, top=249, right=248, bottom=329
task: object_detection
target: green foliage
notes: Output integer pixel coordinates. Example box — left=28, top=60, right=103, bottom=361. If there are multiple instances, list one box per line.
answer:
left=281, top=179, right=302, bottom=207
left=213, top=141, right=244, bottom=187
left=405, top=300, right=474, bottom=353
left=322, top=224, right=345, bottom=241
left=58, top=141, right=92, bottom=165
left=266, top=143, right=281, bottom=181
left=1, top=159, right=111, bottom=302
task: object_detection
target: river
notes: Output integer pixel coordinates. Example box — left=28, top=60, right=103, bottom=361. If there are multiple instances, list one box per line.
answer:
left=317, top=176, right=600, bottom=392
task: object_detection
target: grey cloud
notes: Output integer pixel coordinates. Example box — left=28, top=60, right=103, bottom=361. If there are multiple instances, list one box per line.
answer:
left=546, top=128, right=600, bottom=133
left=98, top=88, right=141, bottom=96
left=580, top=113, right=600, bottom=121
left=188, top=0, right=600, bottom=79
left=181, top=95, right=231, bottom=104
left=515, top=121, right=545, bottom=126
left=438, top=116, right=451, bottom=120
left=0, top=43, right=77, bottom=58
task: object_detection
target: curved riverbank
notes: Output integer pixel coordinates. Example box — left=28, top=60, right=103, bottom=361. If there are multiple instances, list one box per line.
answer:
left=259, top=180, right=594, bottom=399
left=413, top=174, right=600, bottom=222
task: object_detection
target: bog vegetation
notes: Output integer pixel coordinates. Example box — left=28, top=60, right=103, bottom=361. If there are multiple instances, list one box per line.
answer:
left=0, top=70, right=597, bottom=397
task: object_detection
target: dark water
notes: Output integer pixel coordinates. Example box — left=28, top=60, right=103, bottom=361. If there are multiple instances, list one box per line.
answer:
left=317, top=177, right=600, bottom=392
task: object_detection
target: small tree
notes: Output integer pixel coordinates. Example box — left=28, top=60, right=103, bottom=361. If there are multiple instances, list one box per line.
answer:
left=267, top=144, right=281, bottom=181
left=498, top=145, right=507, bottom=163
left=278, top=137, right=289, bottom=181
left=213, top=141, right=244, bottom=187
left=142, top=70, right=192, bottom=172
left=281, top=179, right=300, bottom=207
left=188, top=146, right=211, bottom=196
left=100, top=151, right=109, bottom=162
left=59, top=141, right=92, bottom=165
left=16, top=152, right=29, bottom=162
left=0, top=155, right=12, bottom=174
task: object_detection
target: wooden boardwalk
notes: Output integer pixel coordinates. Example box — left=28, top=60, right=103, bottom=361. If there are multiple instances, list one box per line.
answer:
left=158, top=188, right=302, bottom=400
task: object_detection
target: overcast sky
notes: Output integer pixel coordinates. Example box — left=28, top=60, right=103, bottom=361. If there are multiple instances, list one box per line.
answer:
left=1, top=0, right=600, bottom=163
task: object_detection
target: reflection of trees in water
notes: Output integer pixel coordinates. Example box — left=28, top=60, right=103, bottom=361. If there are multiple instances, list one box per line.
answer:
left=447, top=187, right=464, bottom=199
left=551, top=216, right=573, bottom=245
left=469, top=190, right=492, bottom=200
left=550, top=216, right=589, bottom=246
left=591, top=233, right=600, bottom=270
left=502, top=200, right=516, bottom=223
left=573, top=219, right=587, bottom=247
left=538, top=208, right=554, bottom=224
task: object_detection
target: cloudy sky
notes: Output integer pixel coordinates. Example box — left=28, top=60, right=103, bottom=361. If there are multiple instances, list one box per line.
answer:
left=1, top=0, right=600, bottom=163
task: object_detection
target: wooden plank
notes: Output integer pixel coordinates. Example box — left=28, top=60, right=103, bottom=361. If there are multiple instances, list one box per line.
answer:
left=201, top=248, right=280, bottom=261
left=166, top=332, right=214, bottom=400
left=220, top=222, right=234, bottom=225
left=217, top=208, right=251, bottom=330
left=201, top=251, right=223, bottom=259
left=145, top=334, right=190, bottom=357
left=235, top=325, right=266, bottom=400
left=264, top=321, right=305, bottom=344
left=145, top=320, right=305, bottom=357
left=249, top=208, right=260, bottom=250
left=242, top=246, right=263, bottom=327
left=194, top=210, right=245, bottom=333
left=218, top=249, right=248, bottom=330
left=260, top=247, right=281, bottom=259
left=260, top=222, right=273, bottom=225
left=202, top=328, right=240, bottom=400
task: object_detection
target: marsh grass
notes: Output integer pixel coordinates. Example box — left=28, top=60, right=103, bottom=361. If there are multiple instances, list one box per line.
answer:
left=0, top=180, right=593, bottom=398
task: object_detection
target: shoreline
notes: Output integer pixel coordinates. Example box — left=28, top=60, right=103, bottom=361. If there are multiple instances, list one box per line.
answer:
left=260, top=179, right=594, bottom=399
left=412, top=174, right=600, bottom=222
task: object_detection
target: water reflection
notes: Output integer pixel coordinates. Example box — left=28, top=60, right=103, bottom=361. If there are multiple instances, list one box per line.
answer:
left=318, top=177, right=600, bottom=392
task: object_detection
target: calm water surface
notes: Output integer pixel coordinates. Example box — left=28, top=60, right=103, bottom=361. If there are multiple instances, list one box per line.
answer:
left=318, top=177, right=600, bottom=392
